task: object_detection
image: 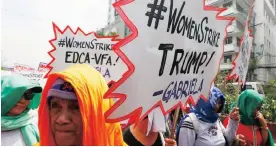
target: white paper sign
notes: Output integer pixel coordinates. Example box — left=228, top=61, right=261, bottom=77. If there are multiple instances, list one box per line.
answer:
left=14, top=63, right=35, bottom=72
left=15, top=70, right=46, bottom=83
left=228, top=3, right=254, bottom=86
left=48, top=23, right=127, bottom=83
left=105, top=0, right=231, bottom=122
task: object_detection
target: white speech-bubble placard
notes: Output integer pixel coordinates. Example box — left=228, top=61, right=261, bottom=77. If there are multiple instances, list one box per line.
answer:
left=227, top=2, right=254, bottom=86
left=104, top=0, right=233, bottom=123
left=47, top=23, right=127, bottom=83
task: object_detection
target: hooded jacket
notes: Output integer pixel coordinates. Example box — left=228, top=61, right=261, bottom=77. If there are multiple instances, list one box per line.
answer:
left=177, top=86, right=238, bottom=146
left=225, top=90, right=274, bottom=146
left=38, top=64, right=126, bottom=146
left=1, top=74, right=42, bottom=146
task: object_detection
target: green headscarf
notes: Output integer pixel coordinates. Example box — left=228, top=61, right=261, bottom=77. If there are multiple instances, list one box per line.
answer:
left=231, top=90, right=274, bottom=146
left=237, top=90, right=263, bottom=125
left=1, top=73, right=42, bottom=146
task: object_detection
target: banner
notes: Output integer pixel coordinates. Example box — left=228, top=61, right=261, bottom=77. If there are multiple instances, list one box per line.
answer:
left=14, top=63, right=35, bottom=72
left=47, top=23, right=127, bottom=83
left=17, top=70, right=46, bottom=83
left=227, top=0, right=254, bottom=86
left=13, top=63, right=47, bottom=83
left=104, top=0, right=233, bottom=123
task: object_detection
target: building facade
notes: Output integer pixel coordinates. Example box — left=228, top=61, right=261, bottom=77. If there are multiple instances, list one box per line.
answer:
left=253, top=0, right=276, bottom=82
left=100, top=0, right=276, bottom=82
left=208, top=0, right=251, bottom=71
left=97, top=0, right=131, bottom=38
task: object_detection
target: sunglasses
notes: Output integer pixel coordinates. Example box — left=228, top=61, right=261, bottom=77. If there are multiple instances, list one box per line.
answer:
left=23, top=90, right=35, bottom=100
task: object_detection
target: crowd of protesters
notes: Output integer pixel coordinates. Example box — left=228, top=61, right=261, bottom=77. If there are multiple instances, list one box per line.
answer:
left=1, top=64, right=274, bottom=146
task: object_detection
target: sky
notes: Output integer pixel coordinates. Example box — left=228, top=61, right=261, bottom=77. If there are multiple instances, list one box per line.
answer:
left=1, top=0, right=109, bottom=68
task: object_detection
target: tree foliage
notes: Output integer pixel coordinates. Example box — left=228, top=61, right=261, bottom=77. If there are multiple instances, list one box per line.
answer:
left=261, top=80, right=276, bottom=122
left=214, top=71, right=239, bottom=115
left=107, top=31, right=118, bottom=36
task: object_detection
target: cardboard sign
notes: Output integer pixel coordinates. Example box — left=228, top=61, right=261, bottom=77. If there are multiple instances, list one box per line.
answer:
left=46, top=23, right=127, bottom=83
left=227, top=1, right=254, bottom=86
left=104, top=0, right=233, bottom=123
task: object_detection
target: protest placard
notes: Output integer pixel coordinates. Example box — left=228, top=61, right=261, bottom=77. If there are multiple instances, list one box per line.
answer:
left=227, top=1, right=254, bottom=86
left=14, top=63, right=35, bottom=72
left=17, top=70, right=46, bottom=83
left=46, top=23, right=127, bottom=83
left=38, top=62, right=50, bottom=73
left=13, top=63, right=47, bottom=83
left=104, top=0, right=234, bottom=123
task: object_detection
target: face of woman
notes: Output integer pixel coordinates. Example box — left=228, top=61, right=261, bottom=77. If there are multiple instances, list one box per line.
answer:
left=253, top=104, right=262, bottom=117
left=215, top=98, right=223, bottom=113
left=6, top=89, right=33, bottom=116
left=7, top=98, right=30, bottom=116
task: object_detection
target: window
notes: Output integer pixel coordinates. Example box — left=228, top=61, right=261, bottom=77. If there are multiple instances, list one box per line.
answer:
left=236, top=21, right=244, bottom=30
left=114, top=10, right=118, bottom=17
left=237, top=37, right=241, bottom=46
left=114, top=0, right=119, bottom=17
left=224, top=55, right=232, bottom=63
left=225, top=37, right=233, bottom=44
left=236, top=3, right=244, bottom=13
left=223, top=1, right=232, bottom=8
left=245, top=85, right=253, bottom=90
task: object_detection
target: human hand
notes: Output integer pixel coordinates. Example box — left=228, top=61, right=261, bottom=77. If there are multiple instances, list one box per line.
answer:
left=255, top=111, right=267, bottom=126
left=236, top=134, right=247, bottom=146
left=230, top=107, right=240, bottom=121
left=164, top=138, right=177, bottom=146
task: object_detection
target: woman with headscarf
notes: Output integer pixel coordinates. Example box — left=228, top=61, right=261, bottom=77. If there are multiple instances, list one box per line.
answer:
left=37, top=64, right=126, bottom=146
left=123, top=108, right=176, bottom=146
left=223, top=89, right=274, bottom=146
left=1, top=74, right=42, bottom=146
left=176, top=86, right=242, bottom=146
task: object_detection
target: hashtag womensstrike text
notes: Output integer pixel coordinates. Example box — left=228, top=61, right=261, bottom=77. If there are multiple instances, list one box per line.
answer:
left=145, top=0, right=221, bottom=48
left=58, top=37, right=113, bottom=51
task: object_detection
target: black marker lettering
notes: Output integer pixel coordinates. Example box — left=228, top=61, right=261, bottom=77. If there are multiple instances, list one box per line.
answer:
left=158, top=44, right=174, bottom=76
left=170, top=49, right=184, bottom=75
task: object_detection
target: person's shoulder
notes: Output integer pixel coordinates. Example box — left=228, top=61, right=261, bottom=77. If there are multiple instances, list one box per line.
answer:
left=180, top=115, right=194, bottom=130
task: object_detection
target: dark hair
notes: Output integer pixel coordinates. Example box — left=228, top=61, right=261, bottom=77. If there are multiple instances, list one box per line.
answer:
left=216, top=96, right=224, bottom=113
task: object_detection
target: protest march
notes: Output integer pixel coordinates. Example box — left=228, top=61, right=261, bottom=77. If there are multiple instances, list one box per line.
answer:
left=1, top=0, right=276, bottom=146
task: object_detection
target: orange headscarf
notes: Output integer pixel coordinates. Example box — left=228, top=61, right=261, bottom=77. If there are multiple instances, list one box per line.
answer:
left=38, top=64, right=126, bottom=146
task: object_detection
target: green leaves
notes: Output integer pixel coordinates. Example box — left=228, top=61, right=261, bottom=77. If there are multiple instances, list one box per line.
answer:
left=215, top=71, right=239, bottom=115
left=261, top=80, right=276, bottom=122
